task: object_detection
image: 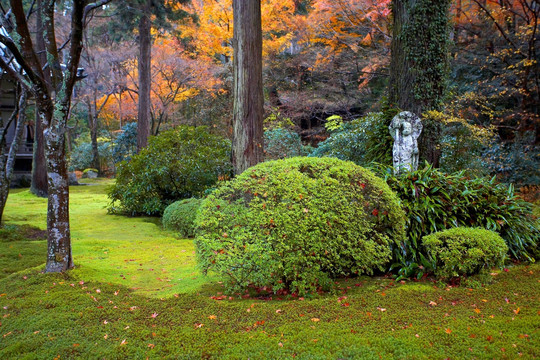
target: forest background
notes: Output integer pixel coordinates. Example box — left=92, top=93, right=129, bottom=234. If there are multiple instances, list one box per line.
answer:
left=55, top=0, right=538, bottom=187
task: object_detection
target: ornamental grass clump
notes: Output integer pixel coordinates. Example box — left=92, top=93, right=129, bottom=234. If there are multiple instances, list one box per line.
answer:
left=195, top=157, right=406, bottom=295
left=422, top=227, right=508, bottom=279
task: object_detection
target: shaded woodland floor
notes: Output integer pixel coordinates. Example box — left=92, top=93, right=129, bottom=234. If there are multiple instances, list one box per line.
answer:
left=0, top=180, right=538, bottom=359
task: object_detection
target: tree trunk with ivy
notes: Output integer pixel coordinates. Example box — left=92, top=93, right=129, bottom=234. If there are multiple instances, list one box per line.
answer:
left=388, top=0, right=451, bottom=167
left=232, top=0, right=264, bottom=175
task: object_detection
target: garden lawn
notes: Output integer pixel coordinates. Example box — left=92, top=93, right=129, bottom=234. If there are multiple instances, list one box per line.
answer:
left=0, top=180, right=538, bottom=359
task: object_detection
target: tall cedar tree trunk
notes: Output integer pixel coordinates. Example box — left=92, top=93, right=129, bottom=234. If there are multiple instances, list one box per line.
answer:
left=388, top=0, right=450, bottom=167
left=232, top=0, right=264, bottom=174
left=137, top=0, right=152, bottom=152
left=31, top=0, right=50, bottom=197
left=0, top=88, right=28, bottom=224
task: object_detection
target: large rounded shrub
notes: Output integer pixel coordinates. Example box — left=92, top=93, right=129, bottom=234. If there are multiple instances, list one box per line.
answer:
left=162, top=198, right=202, bottom=237
left=195, top=157, right=406, bottom=295
left=108, top=126, right=231, bottom=215
left=422, top=227, right=508, bottom=278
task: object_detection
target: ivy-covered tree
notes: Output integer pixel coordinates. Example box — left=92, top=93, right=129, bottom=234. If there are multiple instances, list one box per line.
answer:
left=388, top=0, right=451, bottom=166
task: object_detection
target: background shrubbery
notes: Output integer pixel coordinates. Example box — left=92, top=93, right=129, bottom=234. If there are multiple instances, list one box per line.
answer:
left=264, top=128, right=310, bottom=160
left=108, top=126, right=231, bottom=216
left=69, top=139, right=112, bottom=172
left=195, top=157, right=406, bottom=295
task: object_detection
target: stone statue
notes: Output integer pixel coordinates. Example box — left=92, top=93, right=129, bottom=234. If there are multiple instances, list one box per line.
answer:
left=389, top=111, right=422, bottom=175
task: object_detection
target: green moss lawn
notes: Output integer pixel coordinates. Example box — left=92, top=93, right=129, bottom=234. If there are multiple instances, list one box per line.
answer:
left=1, top=180, right=538, bottom=359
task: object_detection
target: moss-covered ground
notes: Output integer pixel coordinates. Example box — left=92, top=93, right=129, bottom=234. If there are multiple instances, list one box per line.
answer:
left=0, top=180, right=538, bottom=359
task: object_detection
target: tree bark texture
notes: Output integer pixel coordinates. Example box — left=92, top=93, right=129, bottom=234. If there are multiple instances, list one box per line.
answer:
left=232, top=0, right=264, bottom=175
left=388, top=0, right=420, bottom=115
left=31, top=0, right=51, bottom=197
left=137, top=1, right=152, bottom=152
left=0, top=89, right=27, bottom=224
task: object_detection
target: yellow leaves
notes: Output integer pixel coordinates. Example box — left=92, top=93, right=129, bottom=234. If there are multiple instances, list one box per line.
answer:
left=311, top=318, right=320, bottom=322
left=208, top=315, right=217, bottom=320
left=445, top=328, right=452, bottom=334
left=474, top=308, right=481, bottom=314
left=513, top=307, right=520, bottom=315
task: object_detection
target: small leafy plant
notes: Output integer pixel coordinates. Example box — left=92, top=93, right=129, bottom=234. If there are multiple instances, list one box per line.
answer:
left=422, top=227, right=508, bottom=279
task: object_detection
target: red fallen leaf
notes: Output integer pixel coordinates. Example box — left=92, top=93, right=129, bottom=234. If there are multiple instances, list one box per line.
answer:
left=513, top=307, right=520, bottom=315
left=372, top=209, right=379, bottom=216
left=355, top=283, right=362, bottom=287
left=487, top=335, right=493, bottom=342
left=97, top=306, right=103, bottom=309
left=148, top=344, right=155, bottom=349
left=73, top=344, right=80, bottom=347
left=469, top=334, right=476, bottom=338
left=359, top=183, right=366, bottom=189
left=254, top=320, right=265, bottom=326
left=445, top=328, right=452, bottom=334
left=504, top=268, right=509, bottom=272
left=342, top=303, right=350, bottom=307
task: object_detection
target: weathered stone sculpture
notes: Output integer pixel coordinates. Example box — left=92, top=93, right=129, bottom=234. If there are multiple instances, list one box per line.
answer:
left=389, top=111, right=422, bottom=175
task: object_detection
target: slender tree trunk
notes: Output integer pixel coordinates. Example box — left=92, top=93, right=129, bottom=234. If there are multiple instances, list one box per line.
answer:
left=31, top=0, right=51, bottom=197
left=43, top=107, right=73, bottom=272
left=137, top=0, right=152, bottom=152
left=88, top=101, right=100, bottom=172
left=0, top=89, right=27, bottom=224
left=231, top=0, right=264, bottom=175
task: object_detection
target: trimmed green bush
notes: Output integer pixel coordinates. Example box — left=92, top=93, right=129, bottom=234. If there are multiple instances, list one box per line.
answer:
left=108, top=126, right=232, bottom=216
left=162, top=198, right=202, bottom=238
left=379, top=164, right=539, bottom=267
left=195, top=157, right=406, bottom=295
left=422, top=227, right=508, bottom=278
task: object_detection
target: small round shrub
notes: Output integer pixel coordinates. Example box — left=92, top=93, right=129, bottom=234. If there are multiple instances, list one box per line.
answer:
left=422, top=227, right=508, bottom=278
left=195, top=157, right=406, bottom=295
left=162, top=198, right=202, bottom=237
left=108, top=126, right=232, bottom=216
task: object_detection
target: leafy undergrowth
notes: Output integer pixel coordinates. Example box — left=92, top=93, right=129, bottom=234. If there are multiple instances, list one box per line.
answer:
left=1, top=180, right=538, bottom=359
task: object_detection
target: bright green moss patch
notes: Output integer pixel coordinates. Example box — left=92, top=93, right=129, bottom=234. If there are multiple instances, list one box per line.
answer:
left=1, top=179, right=539, bottom=359
left=3, top=179, right=214, bottom=297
